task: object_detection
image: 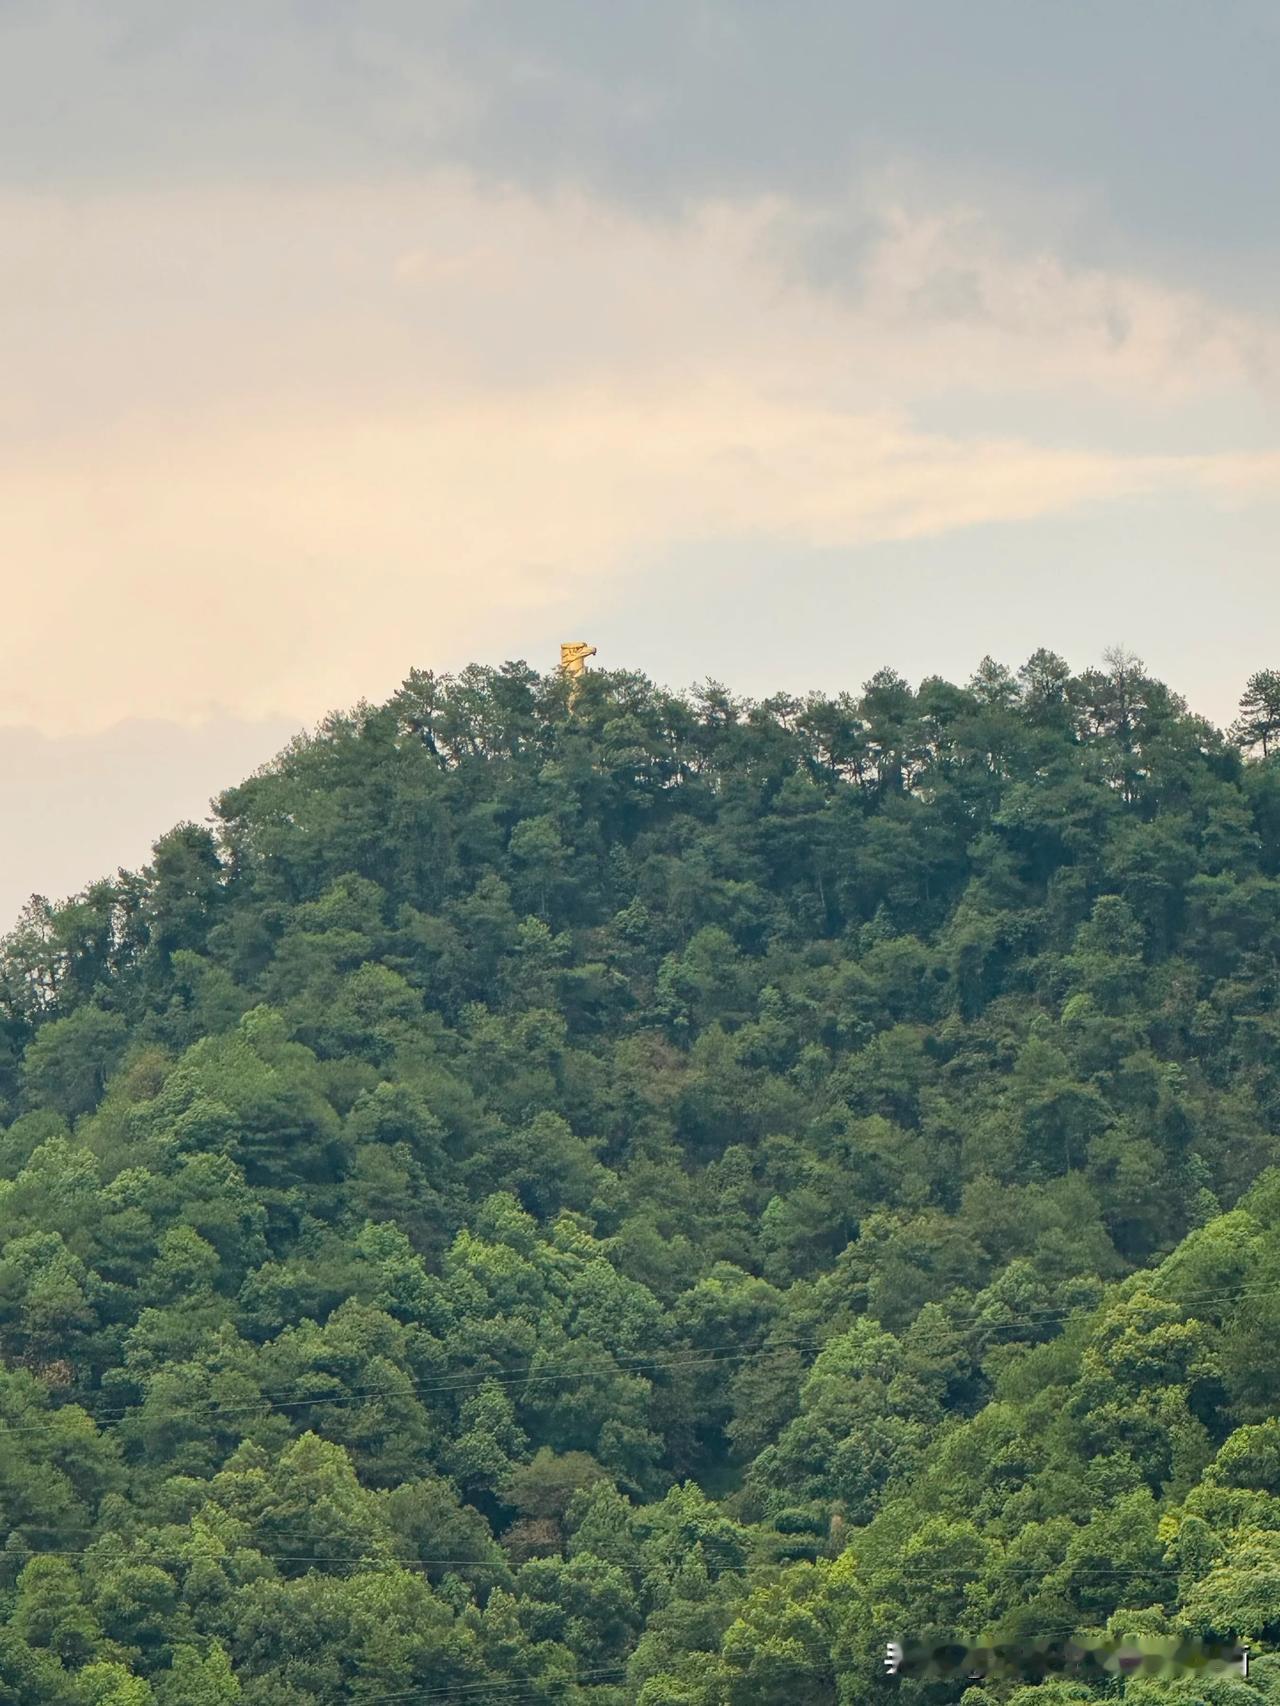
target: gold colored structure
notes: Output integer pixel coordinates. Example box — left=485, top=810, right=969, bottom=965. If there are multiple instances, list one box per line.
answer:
left=559, top=641, right=596, bottom=705
left=560, top=642, right=597, bottom=679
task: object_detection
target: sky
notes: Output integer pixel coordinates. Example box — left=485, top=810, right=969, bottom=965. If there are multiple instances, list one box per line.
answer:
left=3, top=1, right=1279, bottom=926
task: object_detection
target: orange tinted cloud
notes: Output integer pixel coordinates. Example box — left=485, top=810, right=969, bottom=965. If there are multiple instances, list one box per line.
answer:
left=1, top=173, right=1276, bottom=733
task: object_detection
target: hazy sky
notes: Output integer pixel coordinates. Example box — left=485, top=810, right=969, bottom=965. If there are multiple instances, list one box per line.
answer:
left=3, top=2, right=1279, bottom=926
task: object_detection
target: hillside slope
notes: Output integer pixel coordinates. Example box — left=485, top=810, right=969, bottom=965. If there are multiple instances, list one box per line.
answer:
left=1, top=653, right=1279, bottom=1705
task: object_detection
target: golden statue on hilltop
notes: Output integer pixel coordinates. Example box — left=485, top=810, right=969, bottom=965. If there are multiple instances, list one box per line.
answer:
left=559, top=642, right=597, bottom=679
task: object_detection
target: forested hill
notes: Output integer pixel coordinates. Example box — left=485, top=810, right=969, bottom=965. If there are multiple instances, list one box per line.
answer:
left=1, top=652, right=1280, bottom=1706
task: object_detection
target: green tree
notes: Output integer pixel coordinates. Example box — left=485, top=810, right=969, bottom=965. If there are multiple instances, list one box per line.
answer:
left=21, top=1008, right=128, bottom=1121
left=1231, top=670, right=1280, bottom=757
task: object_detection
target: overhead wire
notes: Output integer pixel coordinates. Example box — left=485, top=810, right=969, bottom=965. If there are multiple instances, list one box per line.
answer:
left=0, top=1269, right=1275, bottom=1446
left=0, top=1532, right=1191, bottom=1582
left=0, top=1247, right=1264, bottom=1698
left=338, top=1663, right=634, bottom=1704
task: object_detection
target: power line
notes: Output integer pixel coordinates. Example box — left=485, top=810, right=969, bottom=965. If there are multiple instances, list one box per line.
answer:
left=0, top=1270, right=1274, bottom=1447
left=343, top=1662, right=633, bottom=1705
left=0, top=1544, right=757, bottom=1574
left=0, top=1535, right=1188, bottom=1583
left=0, top=1338, right=831, bottom=1437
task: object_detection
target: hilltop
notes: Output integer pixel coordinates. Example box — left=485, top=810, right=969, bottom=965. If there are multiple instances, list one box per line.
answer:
left=0, top=653, right=1279, bottom=1704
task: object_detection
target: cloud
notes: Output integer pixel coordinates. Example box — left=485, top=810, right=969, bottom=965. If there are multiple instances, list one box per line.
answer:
left=760, top=188, right=1279, bottom=398
left=3, top=173, right=1274, bottom=444
left=1191, top=452, right=1280, bottom=499
left=0, top=172, right=1277, bottom=736
left=0, top=374, right=1269, bottom=737
left=2, top=0, right=1277, bottom=301
left=4, top=6, right=1277, bottom=915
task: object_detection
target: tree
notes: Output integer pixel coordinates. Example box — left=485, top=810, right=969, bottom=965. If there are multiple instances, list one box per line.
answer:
left=20, top=1008, right=128, bottom=1121
left=12, top=1557, right=102, bottom=1668
left=2, top=650, right=1280, bottom=1698
left=1232, top=670, right=1280, bottom=758
left=153, top=1645, right=239, bottom=1705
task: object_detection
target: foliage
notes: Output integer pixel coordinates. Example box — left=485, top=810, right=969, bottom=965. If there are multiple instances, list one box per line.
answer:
left=0, top=652, right=1277, bottom=1701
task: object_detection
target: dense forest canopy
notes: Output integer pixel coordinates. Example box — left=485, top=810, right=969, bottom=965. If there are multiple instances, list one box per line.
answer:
left=1, top=649, right=1279, bottom=1705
